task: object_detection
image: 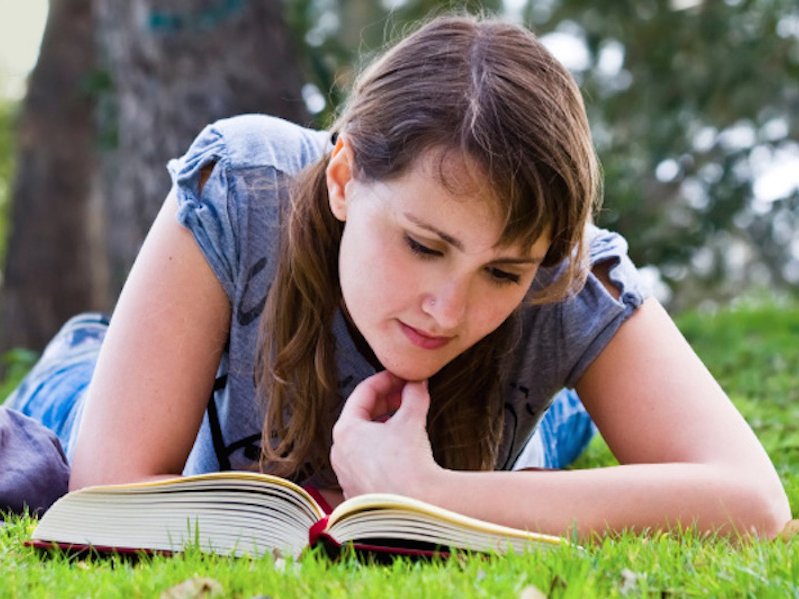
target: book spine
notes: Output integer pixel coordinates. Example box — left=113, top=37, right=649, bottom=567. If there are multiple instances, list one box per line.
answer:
left=308, top=515, right=331, bottom=548
left=309, top=535, right=453, bottom=562
left=26, top=539, right=174, bottom=559
left=302, top=485, right=335, bottom=514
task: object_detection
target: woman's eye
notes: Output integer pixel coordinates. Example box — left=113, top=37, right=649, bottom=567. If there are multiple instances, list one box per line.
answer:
left=405, top=234, right=520, bottom=286
left=405, top=235, right=441, bottom=258
left=486, top=267, right=521, bottom=286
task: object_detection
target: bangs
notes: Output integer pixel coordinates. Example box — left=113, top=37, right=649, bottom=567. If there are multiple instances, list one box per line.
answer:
left=491, top=166, right=554, bottom=256
left=424, top=146, right=554, bottom=257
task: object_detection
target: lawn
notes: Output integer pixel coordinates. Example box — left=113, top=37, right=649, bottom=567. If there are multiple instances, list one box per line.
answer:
left=2, top=299, right=798, bottom=598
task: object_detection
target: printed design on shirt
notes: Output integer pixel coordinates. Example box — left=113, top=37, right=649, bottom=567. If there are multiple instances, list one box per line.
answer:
left=207, top=372, right=356, bottom=471
left=498, top=381, right=541, bottom=470
left=499, top=401, right=519, bottom=470
left=511, top=381, right=530, bottom=399
left=237, top=256, right=269, bottom=327
left=206, top=374, right=261, bottom=470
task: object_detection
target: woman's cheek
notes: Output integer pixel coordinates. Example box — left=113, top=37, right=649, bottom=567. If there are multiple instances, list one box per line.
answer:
left=484, top=287, right=526, bottom=331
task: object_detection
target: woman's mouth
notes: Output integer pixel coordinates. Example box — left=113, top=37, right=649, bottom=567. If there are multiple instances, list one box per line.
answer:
left=399, top=321, right=453, bottom=350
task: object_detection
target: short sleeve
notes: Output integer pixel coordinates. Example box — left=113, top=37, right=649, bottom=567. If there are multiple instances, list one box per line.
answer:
left=167, top=124, right=238, bottom=300
left=498, top=226, right=650, bottom=469
left=561, top=226, right=651, bottom=386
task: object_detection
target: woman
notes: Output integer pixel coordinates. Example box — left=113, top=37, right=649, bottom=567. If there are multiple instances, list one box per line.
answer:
left=6, top=14, right=789, bottom=537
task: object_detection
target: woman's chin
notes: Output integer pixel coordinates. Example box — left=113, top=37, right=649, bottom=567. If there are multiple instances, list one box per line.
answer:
left=379, top=357, right=443, bottom=382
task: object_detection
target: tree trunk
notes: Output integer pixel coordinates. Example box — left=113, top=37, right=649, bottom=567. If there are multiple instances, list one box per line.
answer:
left=0, top=0, right=97, bottom=352
left=95, top=0, right=310, bottom=298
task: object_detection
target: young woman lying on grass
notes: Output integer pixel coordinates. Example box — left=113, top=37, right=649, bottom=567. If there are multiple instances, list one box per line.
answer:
left=5, top=13, right=789, bottom=539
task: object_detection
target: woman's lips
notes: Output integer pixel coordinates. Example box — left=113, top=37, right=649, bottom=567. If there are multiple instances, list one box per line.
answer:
left=399, top=321, right=453, bottom=350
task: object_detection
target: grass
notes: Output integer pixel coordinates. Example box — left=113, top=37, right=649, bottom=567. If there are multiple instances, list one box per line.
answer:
left=2, top=299, right=798, bottom=597
left=0, top=348, right=38, bottom=401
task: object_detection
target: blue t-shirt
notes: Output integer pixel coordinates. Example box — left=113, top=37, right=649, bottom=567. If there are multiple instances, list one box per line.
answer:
left=169, top=114, right=649, bottom=476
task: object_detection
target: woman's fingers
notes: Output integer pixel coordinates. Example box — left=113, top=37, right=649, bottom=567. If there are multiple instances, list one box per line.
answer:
left=392, top=380, right=430, bottom=426
left=331, top=374, right=437, bottom=498
left=337, top=370, right=404, bottom=422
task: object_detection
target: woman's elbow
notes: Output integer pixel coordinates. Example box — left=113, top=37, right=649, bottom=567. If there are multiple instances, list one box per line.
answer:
left=754, top=486, right=791, bottom=539
left=68, top=462, right=96, bottom=491
left=728, top=476, right=792, bottom=539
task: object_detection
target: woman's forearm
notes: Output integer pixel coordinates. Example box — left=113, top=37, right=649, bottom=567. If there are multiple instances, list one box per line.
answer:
left=330, top=369, right=790, bottom=539
left=420, top=463, right=790, bottom=539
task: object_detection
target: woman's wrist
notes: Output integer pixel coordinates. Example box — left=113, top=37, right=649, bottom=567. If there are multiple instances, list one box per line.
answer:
left=410, top=462, right=450, bottom=506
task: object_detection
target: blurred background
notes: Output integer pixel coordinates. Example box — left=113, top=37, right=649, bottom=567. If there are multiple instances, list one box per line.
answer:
left=0, top=0, right=797, bottom=353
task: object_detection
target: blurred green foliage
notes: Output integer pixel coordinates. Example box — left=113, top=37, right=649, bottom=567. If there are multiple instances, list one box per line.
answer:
left=283, top=0, right=504, bottom=128
left=678, top=296, right=799, bottom=405
left=0, top=347, right=38, bottom=403
left=536, top=0, right=799, bottom=308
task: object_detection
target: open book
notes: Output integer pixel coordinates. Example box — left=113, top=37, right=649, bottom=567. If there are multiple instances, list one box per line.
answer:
left=30, top=472, right=566, bottom=559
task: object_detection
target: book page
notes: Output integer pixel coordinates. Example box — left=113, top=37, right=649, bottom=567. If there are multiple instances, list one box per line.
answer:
left=32, top=472, right=326, bottom=558
left=326, top=493, right=566, bottom=553
left=77, top=472, right=322, bottom=512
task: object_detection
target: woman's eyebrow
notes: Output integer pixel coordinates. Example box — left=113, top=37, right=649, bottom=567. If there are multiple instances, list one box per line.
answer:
left=492, top=256, right=544, bottom=266
left=404, top=212, right=464, bottom=250
left=403, top=212, right=545, bottom=265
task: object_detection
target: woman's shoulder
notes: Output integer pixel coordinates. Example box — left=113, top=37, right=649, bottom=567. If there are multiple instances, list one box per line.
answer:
left=192, top=113, right=331, bottom=175
left=581, top=223, right=649, bottom=310
left=531, top=224, right=648, bottom=310
left=513, top=224, right=651, bottom=388
left=167, top=115, right=330, bottom=303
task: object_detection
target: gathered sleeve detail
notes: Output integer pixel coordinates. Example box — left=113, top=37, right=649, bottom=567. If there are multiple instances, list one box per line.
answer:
left=560, top=226, right=650, bottom=387
left=168, top=124, right=239, bottom=301
left=498, top=225, right=651, bottom=469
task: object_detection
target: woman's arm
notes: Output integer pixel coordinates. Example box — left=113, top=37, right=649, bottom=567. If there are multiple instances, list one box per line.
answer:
left=331, top=296, right=791, bottom=538
left=69, top=189, right=231, bottom=490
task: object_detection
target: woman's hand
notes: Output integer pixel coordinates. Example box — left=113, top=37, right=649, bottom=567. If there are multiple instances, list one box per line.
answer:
left=330, top=370, right=441, bottom=500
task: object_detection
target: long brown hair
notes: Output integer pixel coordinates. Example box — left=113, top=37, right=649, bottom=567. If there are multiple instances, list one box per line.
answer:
left=258, top=14, right=601, bottom=481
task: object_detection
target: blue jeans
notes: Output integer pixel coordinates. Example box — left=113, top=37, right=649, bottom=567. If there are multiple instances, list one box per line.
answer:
left=513, top=387, right=597, bottom=469
left=5, top=313, right=596, bottom=469
left=4, top=313, right=107, bottom=461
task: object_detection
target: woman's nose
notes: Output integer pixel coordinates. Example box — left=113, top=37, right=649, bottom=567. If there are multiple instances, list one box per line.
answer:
left=422, top=280, right=468, bottom=331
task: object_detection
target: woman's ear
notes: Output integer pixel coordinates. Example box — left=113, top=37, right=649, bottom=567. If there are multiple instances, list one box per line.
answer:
left=326, top=135, right=354, bottom=222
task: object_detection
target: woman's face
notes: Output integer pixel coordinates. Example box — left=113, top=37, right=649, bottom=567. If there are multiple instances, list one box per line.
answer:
left=327, top=142, right=550, bottom=381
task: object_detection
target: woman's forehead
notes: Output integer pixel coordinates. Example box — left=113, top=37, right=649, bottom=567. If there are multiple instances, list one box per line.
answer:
left=406, top=147, right=549, bottom=249
left=415, top=146, right=493, bottom=199
left=370, top=163, right=547, bottom=259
